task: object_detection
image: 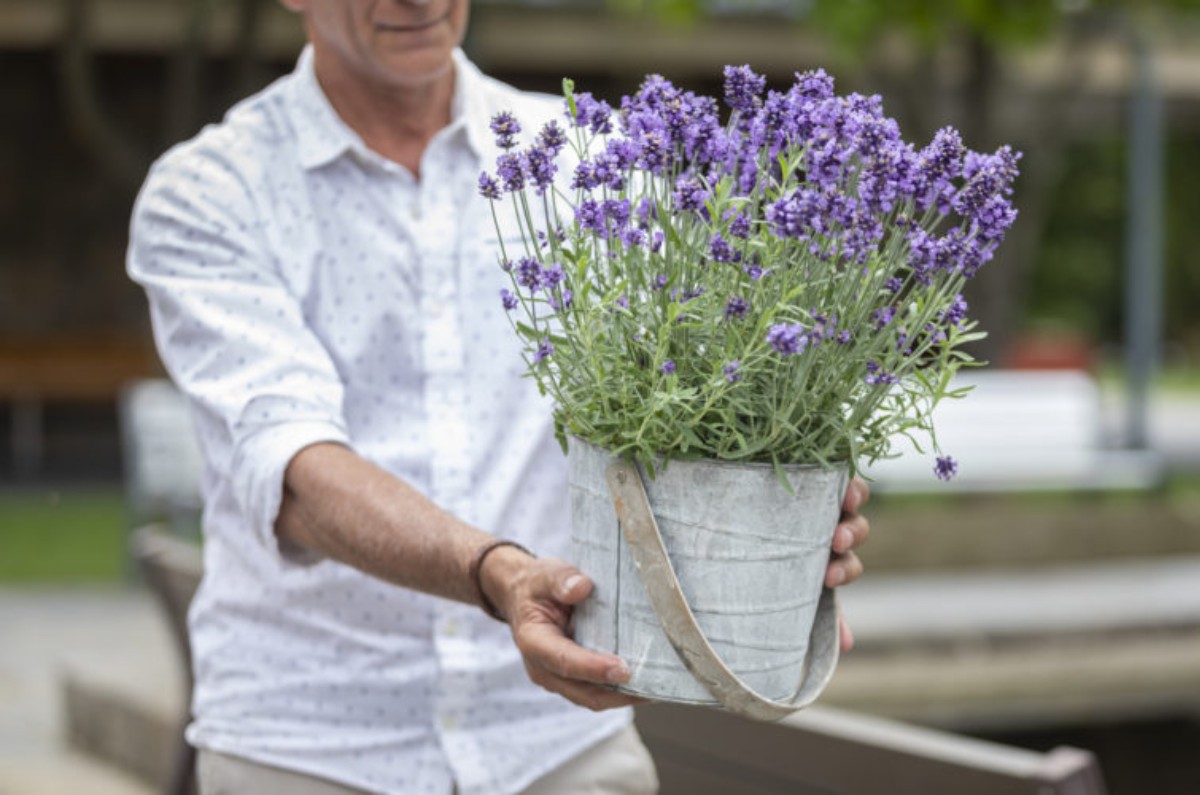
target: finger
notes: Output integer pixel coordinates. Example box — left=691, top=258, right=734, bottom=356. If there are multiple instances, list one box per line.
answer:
left=840, top=477, right=870, bottom=516
left=839, top=614, right=855, bottom=653
left=531, top=558, right=595, bottom=606
left=826, top=551, right=863, bottom=588
left=832, top=513, right=870, bottom=555
left=517, top=621, right=631, bottom=686
left=528, top=670, right=648, bottom=711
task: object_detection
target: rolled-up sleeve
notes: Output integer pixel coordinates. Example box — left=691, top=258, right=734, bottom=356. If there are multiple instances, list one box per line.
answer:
left=127, top=144, right=348, bottom=561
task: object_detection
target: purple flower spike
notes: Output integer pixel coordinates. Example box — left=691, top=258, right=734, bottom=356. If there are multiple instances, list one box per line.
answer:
left=724, top=296, right=750, bottom=320
left=723, top=65, right=766, bottom=114
left=478, top=172, right=501, bottom=200
left=939, top=294, right=969, bottom=327
left=500, top=289, right=518, bottom=311
left=490, top=112, right=521, bottom=150
left=864, top=361, right=898, bottom=386
left=534, top=338, right=554, bottom=363
left=935, top=455, right=958, bottom=481
left=767, top=323, right=808, bottom=356
left=496, top=152, right=525, bottom=192
left=723, top=361, right=743, bottom=383
left=660, top=360, right=677, bottom=375
left=672, top=177, right=709, bottom=213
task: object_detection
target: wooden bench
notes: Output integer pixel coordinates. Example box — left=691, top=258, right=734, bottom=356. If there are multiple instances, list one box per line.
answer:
left=0, top=335, right=162, bottom=479
left=861, top=369, right=1163, bottom=494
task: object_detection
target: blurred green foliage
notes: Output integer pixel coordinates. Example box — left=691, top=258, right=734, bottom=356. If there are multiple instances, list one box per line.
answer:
left=1027, top=135, right=1200, bottom=351
left=0, top=490, right=126, bottom=581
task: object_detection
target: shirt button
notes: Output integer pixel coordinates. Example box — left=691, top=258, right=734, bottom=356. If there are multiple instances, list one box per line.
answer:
left=441, top=714, right=458, bottom=731
left=443, top=619, right=460, bottom=637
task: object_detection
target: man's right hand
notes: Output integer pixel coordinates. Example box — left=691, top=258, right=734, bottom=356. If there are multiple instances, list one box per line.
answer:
left=481, top=548, right=646, bottom=711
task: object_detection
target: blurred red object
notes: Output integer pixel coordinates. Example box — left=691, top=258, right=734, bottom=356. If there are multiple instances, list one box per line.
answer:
left=1004, top=332, right=1097, bottom=372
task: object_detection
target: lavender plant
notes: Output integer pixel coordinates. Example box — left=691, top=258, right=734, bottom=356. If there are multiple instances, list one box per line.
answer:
left=480, top=66, right=1020, bottom=481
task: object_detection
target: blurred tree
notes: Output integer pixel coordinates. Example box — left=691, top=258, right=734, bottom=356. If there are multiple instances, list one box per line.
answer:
left=616, top=0, right=1195, bottom=364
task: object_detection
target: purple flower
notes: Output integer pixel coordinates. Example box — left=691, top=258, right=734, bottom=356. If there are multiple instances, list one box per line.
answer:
left=652, top=274, right=669, bottom=291
left=660, top=360, right=676, bottom=375
left=549, top=288, right=573, bottom=312
left=619, top=227, right=647, bottom=248
left=934, top=455, right=958, bottom=481
left=575, top=200, right=605, bottom=234
left=568, top=92, right=613, bottom=135
left=794, top=68, right=835, bottom=100
left=496, top=152, right=525, bottom=192
left=723, top=64, right=766, bottom=114
left=873, top=307, right=896, bottom=330
left=939, top=294, right=969, bottom=327
left=650, top=231, right=665, bottom=254
left=672, top=177, right=709, bottom=214
left=724, top=296, right=750, bottom=320
left=514, top=257, right=544, bottom=292
left=709, top=233, right=739, bottom=263
left=767, top=323, right=808, bottom=356
left=478, top=172, right=501, bottom=200
left=542, top=262, right=565, bottom=289
left=864, top=361, right=898, bottom=386
left=884, top=276, right=904, bottom=294
left=743, top=262, right=768, bottom=281
left=523, top=147, right=556, bottom=195
left=604, top=199, right=632, bottom=229
left=836, top=330, right=852, bottom=344
left=534, top=338, right=554, bottom=363
left=616, top=294, right=630, bottom=310
left=500, top=289, right=518, bottom=311
left=953, top=145, right=1022, bottom=220
left=490, top=112, right=521, bottom=150
left=728, top=212, right=752, bottom=240
left=536, top=121, right=567, bottom=155
left=723, top=361, right=743, bottom=383
left=914, top=127, right=965, bottom=213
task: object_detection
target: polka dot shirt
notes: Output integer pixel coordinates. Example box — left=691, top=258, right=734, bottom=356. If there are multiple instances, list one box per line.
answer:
left=127, top=46, right=629, bottom=795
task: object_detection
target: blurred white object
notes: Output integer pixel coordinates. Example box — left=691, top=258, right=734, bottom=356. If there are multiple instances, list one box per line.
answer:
left=119, top=378, right=204, bottom=528
left=863, top=369, right=1163, bottom=493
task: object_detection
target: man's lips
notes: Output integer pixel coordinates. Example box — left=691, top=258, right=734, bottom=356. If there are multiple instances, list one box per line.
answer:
left=375, top=12, right=448, bottom=33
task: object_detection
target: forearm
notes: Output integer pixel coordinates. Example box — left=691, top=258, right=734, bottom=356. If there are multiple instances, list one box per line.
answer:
left=276, top=441, right=525, bottom=608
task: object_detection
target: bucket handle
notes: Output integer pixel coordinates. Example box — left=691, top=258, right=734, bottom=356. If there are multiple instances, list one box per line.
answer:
left=605, top=459, right=840, bottom=722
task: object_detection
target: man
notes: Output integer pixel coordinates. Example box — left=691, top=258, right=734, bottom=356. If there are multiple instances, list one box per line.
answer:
left=127, top=1, right=871, bottom=793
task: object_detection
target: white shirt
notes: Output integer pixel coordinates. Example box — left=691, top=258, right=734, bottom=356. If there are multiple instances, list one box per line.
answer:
left=127, top=46, right=629, bottom=795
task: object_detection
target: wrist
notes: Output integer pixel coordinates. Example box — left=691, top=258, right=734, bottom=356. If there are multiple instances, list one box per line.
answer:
left=472, top=540, right=535, bottom=622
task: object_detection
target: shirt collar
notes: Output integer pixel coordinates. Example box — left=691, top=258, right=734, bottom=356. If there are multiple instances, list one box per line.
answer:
left=286, top=45, right=488, bottom=171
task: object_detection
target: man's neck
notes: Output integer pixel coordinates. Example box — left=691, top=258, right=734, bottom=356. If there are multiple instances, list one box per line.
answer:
left=312, top=51, right=456, bottom=178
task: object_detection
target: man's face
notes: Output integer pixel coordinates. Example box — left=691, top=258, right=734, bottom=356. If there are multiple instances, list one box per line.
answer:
left=283, top=0, right=470, bottom=90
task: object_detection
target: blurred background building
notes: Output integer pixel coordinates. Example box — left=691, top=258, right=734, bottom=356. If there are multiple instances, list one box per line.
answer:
left=1, top=1, right=1199, bottom=793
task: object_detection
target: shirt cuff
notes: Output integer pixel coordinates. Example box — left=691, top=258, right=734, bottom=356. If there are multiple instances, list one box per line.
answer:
left=230, top=420, right=350, bottom=566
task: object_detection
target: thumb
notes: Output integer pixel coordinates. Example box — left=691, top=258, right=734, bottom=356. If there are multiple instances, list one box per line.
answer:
left=543, top=561, right=593, bottom=605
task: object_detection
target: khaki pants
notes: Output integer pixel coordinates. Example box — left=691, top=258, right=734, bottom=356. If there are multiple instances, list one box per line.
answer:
left=197, top=724, right=659, bottom=795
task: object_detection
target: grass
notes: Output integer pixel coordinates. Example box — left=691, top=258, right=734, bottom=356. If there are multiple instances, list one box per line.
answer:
left=0, top=488, right=129, bottom=582
left=1096, top=363, right=1200, bottom=397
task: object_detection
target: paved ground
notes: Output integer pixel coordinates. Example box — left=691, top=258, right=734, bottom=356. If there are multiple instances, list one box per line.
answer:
left=0, top=588, right=157, bottom=795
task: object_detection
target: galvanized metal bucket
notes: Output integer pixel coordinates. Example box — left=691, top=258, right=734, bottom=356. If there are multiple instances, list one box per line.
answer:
left=569, top=438, right=847, bottom=721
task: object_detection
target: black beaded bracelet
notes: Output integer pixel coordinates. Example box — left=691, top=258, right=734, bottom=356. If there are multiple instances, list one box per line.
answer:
left=469, top=539, right=534, bottom=622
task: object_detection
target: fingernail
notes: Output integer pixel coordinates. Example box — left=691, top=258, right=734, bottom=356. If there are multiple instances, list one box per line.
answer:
left=561, top=574, right=583, bottom=597
left=606, top=663, right=630, bottom=683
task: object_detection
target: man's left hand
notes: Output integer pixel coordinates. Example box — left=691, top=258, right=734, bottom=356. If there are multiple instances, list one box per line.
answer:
left=826, top=476, right=871, bottom=652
